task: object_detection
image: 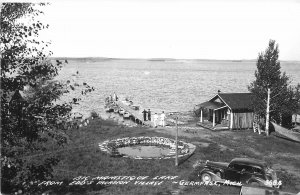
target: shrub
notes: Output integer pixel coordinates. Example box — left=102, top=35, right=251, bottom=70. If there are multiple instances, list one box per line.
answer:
left=91, top=111, right=99, bottom=118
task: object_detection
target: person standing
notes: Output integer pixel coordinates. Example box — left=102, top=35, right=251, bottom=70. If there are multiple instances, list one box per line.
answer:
left=160, top=111, right=166, bottom=127
left=148, top=109, right=151, bottom=121
left=153, top=113, right=159, bottom=127
left=113, top=92, right=116, bottom=101
left=142, top=109, right=147, bottom=121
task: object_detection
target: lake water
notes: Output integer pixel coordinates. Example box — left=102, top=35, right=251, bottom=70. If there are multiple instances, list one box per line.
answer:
left=118, top=145, right=171, bottom=158
left=56, top=59, right=300, bottom=118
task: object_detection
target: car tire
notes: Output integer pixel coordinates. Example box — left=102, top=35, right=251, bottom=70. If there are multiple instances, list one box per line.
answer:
left=201, top=173, right=212, bottom=183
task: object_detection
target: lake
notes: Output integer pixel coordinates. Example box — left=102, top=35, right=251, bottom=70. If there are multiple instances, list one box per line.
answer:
left=55, top=58, right=300, bottom=119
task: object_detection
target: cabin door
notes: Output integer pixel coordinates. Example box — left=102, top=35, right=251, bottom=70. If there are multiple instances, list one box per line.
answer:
left=209, top=109, right=213, bottom=122
left=215, top=110, right=222, bottom=124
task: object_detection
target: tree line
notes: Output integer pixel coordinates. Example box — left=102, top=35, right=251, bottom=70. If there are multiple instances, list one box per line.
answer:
left=1, top=3, right=92, bottom=194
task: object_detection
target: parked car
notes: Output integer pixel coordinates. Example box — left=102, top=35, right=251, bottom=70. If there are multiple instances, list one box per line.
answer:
left=198, top=158, right=280, bottom=188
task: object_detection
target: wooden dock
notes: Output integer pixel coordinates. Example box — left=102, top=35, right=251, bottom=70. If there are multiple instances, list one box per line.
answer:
left=114, top=100, right=153, bottom=127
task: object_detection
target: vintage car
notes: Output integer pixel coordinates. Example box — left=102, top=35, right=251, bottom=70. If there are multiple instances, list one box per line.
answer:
left=198, top=158, right=279, bottom=188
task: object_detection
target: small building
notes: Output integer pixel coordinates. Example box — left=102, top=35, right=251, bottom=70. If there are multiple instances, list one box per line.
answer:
left=7, top=90, right=26, bottom=115
left=292, top=109, right=300, bottom=125
left=197, top=93, right=254, bottom=130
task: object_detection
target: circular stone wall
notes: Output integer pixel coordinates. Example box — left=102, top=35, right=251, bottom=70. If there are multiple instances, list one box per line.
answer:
left=98, top=136, right=196, bottom=159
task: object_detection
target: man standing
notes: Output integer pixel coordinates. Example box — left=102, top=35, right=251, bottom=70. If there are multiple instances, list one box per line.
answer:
left=142, top=109, right=147, bottom=121
left=148, top=109, right=151, bottom=121
left=160, top=111, right=166, bottom=127
left=153, top=113, right=159, bottom=128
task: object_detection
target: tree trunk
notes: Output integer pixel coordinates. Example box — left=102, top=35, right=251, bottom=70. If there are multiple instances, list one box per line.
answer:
left=266, top=88, right=270, bottom=136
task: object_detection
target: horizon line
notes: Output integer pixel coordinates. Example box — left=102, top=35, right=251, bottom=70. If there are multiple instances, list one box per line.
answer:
left=49, top=56, right=300, bottom=62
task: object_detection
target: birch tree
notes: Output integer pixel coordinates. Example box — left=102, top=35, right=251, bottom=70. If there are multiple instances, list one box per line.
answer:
left=248, top=39, right=298, bottom=132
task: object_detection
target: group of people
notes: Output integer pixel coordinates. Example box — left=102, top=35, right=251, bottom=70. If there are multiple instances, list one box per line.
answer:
left=142, top=109, right=151, bottom=121
left=108, top=92, right=118, bottom=102
left=142, top=109, right=166, bottom=127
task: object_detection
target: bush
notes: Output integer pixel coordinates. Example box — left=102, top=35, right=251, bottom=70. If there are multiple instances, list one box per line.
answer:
left=91, top=111, right=99, bottom=118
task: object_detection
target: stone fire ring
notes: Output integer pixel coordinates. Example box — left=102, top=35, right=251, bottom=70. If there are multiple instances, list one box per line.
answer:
left=98, top=136, right=196, bottom=160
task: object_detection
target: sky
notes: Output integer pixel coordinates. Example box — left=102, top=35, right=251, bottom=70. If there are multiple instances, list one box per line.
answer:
left=32, top=0, right=300, bottom=60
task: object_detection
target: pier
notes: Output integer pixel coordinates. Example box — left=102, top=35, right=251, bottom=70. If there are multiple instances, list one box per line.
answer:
left=113, top=100, right=154, bottom=127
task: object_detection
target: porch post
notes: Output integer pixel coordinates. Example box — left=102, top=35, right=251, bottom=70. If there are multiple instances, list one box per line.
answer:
left=230, top=110, right=233, bottom=129
left=200, top=109, right=203, bottom=123
left=213, top=110, right=215, bottom=127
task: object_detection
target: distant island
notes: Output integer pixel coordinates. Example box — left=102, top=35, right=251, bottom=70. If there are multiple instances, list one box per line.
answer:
left=49, top=57, right=299, bottom=63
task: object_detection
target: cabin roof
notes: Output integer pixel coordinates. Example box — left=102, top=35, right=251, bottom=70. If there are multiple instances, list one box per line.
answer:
left=198, top=92, right=253, bottom=111
left=1, top=90, right=26, bottom=103
left=217, top=93, right=253, bottom=111
left=197, top=101, right=225, bottom=110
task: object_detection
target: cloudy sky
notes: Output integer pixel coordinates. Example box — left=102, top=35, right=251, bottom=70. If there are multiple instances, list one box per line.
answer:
left=36, top=0, right=300, bottom=60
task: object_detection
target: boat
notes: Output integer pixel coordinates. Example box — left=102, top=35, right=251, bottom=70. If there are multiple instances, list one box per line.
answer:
left=105, top=104, right=115, bottom=112
left=119, top=108, right=125, bottom=115
left=105, top=107, right=114, bottom=112
left=130, top=115, right=135, bottom=121
left=72, top=112, right=83, bottom=119
left=114, top=108, right=119, bottom=113
left=123, top=112, right=131, bottom=119
left=130, top=105, right=140, bottom=110
left=271, top=122, right=300, bottom=143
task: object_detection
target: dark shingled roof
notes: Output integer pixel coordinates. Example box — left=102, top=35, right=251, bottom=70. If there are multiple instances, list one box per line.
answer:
left=1, top=90, right=26, bottom=103
left=217, top=93, right=253, bottom=111
left=197, top=101, right=225, bottom=110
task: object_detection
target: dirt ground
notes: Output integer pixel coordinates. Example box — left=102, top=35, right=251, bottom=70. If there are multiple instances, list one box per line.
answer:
left=104, top=111, right=300, bottom=193
left=146, top=123, right=300, bottom=193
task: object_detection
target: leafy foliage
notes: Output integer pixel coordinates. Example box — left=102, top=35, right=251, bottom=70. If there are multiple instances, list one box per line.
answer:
left=248, top=40, right=300, bottom=128
left=90, top=111, right=100, bottom=118
left=1, top=3, right=93, bottom=194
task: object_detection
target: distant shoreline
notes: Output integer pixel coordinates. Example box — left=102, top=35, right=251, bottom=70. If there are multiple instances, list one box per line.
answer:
left=49, top=57, right=299, bottom=63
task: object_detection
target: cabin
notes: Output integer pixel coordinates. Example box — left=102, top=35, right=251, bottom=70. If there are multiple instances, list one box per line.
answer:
left=10, top=90, right=25, bottom=103
left=7, top=90, right=26, bottom=115
left=292, top=109, right=300, bottom=125
left=197, top=93, right=254, bottom=130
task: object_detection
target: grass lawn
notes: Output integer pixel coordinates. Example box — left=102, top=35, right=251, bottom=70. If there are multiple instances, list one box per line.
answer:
left=41, top=117, right=300, bottom=195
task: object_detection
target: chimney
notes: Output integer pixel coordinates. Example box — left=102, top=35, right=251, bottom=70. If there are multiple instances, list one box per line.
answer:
left=218, top=90, right=221, bottom=94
